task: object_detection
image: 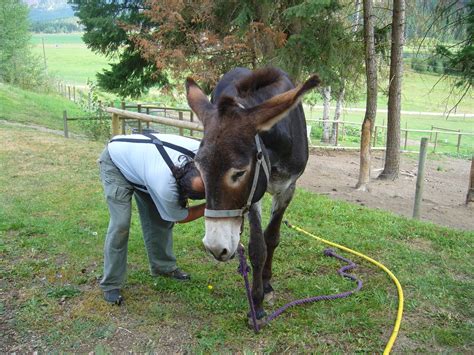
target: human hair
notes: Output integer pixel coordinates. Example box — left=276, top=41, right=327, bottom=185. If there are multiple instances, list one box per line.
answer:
left=171, top=156, right=205, bottom=208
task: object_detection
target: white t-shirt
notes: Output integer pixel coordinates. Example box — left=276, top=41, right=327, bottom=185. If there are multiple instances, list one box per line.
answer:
left=107, top=133, right=200, bottom=222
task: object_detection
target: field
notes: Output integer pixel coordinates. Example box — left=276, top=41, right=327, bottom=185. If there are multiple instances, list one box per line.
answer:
left=31, top=33, right=474, bottom=113
left=1, top=120, right=473, bottom=352
left=31, top=33, right=112, bottom=85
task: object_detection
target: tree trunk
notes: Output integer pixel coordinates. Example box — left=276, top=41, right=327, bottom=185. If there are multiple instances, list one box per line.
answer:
left=379, top=0, right=405, bottom=180
left=467, top=156, right=474, bottom=204
left=356, top=0, right=377, bottom=191
left=321, top=86, right=331, bottom=143
left=331, top=86, right=345, bottom=145
left=354, top=0, right=361, bottom=33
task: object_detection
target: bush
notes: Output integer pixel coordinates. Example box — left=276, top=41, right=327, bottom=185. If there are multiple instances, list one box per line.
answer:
left=411, top=57, right=428, bottom=73
left=428, top=57, right=445, bottom=74
left=76, top=81, right=111, bottom=142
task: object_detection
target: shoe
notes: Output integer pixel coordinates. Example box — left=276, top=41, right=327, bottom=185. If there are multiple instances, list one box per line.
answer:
left=104, top=289, right=123, bottom=305
left=157, top=268, right=191, bottom=281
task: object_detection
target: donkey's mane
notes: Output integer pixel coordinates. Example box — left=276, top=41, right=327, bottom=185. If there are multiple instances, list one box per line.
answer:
left=235, top=67, right=285, bottom=98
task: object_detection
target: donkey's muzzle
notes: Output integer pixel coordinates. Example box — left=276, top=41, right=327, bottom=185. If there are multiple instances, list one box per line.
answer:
left=202, top=217, right=241, bottom=262
left=204, top=245, right=236, bottom=262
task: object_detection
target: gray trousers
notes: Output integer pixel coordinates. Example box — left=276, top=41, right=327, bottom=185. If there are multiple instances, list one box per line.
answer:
left=98, top=147, right=177, bottom=291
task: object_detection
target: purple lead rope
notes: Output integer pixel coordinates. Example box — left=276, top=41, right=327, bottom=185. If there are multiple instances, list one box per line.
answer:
left=237, top=245, right=363, bottom=332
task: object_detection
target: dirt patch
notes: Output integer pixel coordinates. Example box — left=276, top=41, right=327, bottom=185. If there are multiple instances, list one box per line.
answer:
left=298, top=150, right=473, bottom=231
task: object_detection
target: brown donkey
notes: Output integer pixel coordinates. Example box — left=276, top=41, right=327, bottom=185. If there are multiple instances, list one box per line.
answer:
left=186, top=67, right=320, bottom=323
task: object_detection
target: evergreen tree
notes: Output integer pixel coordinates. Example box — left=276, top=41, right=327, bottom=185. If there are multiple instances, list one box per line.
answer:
left=356, top=0, right=377, bottom=191
left=70, top=0, right=168, bottom=98
left=72, top=0, right=364, bottom=98
left=379, top=0, right=405, bottom=181
left=434, top=0, right=473, bottom=112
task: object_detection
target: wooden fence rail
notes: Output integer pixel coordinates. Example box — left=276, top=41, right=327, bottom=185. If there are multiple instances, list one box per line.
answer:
left=309, top=118, right=474, bottom=153
left=105, top=107, right=203, bottom=137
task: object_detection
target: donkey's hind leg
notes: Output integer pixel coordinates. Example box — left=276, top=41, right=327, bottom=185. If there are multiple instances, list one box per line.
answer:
left=263, top=181, right=296, bottom=304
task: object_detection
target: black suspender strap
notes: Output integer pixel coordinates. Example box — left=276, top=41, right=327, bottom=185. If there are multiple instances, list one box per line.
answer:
left=110, top=135, right=195, bottom=158
left=109, top=133, right=196, bottom=174
left=141, top=133, right=175, bottom=172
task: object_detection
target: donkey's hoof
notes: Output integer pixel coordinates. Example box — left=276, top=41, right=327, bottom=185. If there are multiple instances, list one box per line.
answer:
left=247, top=315, right=267, bottom=329
left=264, top=290, right=275, bottom=306
left=247, top=310, right=267, bottom=329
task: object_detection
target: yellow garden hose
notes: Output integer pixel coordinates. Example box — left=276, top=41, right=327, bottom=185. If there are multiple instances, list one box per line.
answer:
left=284, top=221, right=404, bottom=355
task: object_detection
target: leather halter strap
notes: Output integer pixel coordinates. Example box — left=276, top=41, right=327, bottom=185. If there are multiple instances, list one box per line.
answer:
left=204, top=135, right=270, bottom=218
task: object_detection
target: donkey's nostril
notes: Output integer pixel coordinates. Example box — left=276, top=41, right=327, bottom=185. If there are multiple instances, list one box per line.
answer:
left=220, top=248, right=228, bottom=258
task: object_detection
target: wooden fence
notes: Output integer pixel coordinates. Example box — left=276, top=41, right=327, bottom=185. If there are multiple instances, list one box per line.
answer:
left=308, top=118, right=474, bottom=153
left=106, top=107, right=203, bottom=137
left=56, top=83, right=473, bottom=154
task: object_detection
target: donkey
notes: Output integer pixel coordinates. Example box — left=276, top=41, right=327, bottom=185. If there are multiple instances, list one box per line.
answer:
left=186, top=67, right=320, bottom=323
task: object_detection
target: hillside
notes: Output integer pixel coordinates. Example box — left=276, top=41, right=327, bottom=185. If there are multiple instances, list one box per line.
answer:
left=0, top=83, right=84, bottom=132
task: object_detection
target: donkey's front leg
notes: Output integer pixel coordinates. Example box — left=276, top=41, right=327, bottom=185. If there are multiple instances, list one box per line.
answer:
left=263, top=182, right=296, bottom=303
left=247, top=202, right=267, bottom=322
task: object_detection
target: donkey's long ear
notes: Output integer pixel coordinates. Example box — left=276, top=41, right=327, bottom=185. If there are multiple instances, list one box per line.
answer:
left=186, top=78, right=214, bottom=126
left=247, top=75, right=321, bottom=131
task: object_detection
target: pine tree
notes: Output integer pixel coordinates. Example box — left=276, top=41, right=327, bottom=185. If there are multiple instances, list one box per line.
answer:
left=70, top=0, right=168, bottom=98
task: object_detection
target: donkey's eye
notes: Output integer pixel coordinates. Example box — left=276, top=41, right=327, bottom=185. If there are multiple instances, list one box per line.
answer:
left=232, top=170, right=246, bottom=182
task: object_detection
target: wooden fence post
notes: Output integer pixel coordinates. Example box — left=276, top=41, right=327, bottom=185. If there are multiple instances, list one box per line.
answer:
left=111, top=113, right=121, bottom=137
left=68, top=86, right=71, bottom=100
left=413, top=137, right=429, bottom=219
left=457, top=133, right=462, bottom=153
left=433, top=132, right=438, bottom=152
left=63, top=110, right=69, bottom=138
left=121, top=101, right=126, bottom=134
left=137, top=104, right=142, bottom=133
left=373, top=126, right=378, bottom=147
left=466, top=156, right=474, bottom=204
left=404, top=121, right=408, bottom=150
left=178, top=111, right=184, bottom=136
left=146, top=107, right=150, bottom=129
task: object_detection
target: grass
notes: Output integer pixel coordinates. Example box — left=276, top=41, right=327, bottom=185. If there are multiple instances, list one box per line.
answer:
left=1, top=123, right=473, bottom=352
left=306, top=98, right=474, bottom=158
left=31, top=33, right=113, bottom=85
left=347, top=69, right=474, bottom=113
left=0, top=82, right=111, bottom=141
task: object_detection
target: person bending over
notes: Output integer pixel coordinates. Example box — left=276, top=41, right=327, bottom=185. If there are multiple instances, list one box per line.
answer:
left=98, top=133, right=205, bottom=305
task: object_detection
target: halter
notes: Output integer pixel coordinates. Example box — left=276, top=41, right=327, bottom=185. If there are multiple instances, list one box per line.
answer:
left=204, top=135, right=270, bottom=218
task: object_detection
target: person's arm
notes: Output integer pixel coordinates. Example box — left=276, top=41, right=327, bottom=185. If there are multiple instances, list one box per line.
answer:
left=177, top=203, right=206, bottom=223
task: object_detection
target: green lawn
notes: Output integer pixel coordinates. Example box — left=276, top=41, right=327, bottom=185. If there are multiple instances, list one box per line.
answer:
left=346, top=69, right=474, bottom=114
left=0, top=82, right=87, bottom=134
left=31, top=33, right=112, bottom=85
left=306, top=107, right=474, bottom=158
left=0, top=124, right=472, bottom=353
